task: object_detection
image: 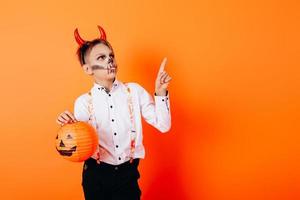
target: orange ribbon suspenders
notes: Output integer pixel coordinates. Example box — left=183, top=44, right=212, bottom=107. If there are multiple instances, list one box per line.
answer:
left=124, top=83, right=137, bottom=163
left=87, top=91, right=101, bottom=164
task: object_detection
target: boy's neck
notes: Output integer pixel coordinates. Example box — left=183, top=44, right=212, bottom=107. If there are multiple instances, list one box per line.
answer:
left=95, top=78, right=115, bottom=92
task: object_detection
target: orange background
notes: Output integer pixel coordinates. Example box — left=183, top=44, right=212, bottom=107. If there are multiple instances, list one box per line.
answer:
left=0, top=0, right=299, bottom=199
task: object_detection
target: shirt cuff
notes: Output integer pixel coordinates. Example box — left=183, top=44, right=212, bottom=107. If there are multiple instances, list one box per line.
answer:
left=154, top=90, right=168, bottom=97
left=154, top=91, right=170, bottom=106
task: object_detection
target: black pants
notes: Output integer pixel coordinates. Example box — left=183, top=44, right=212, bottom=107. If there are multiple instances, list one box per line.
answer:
left=82, top=158, right=141, bottom=200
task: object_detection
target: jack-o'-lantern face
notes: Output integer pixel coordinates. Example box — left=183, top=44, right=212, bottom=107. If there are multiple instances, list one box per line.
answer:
left=55, top=122, right=98, bottom=162
left=55, top=132, right=77, bottom=157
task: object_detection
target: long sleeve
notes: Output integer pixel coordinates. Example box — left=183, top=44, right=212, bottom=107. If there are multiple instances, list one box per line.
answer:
left=136, top=84, right=171, bottom=133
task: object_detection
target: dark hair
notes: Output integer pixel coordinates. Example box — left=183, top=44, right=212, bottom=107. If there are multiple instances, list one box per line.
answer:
left=76, top=39, right=113, bottom=66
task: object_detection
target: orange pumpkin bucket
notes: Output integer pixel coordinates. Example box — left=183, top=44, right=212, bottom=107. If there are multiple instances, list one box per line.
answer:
left=55, top=122, right=98, bottom=162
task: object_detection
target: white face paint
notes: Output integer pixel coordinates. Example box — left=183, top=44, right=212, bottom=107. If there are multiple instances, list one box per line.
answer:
left=87, top=43, right=118, bottom=80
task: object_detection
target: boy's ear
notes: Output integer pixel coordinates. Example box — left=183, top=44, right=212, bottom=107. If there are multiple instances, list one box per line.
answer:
left=82, top=64, right=93, bottom=75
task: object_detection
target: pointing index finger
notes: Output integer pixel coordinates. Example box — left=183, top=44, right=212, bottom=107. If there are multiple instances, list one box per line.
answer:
left=158, top=57, right=167, bottom=74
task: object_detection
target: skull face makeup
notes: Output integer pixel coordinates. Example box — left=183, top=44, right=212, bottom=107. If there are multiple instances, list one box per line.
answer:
left=91, top=64, right=118, bottom=74
left=88, top=43, right=118, bottom=75
left=90, top=50, right=118, bottom=75
left=74, top=25, right=118, bottom=78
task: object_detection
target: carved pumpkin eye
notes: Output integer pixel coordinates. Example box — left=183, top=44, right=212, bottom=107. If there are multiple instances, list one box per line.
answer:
left=66, top=134, right=73, bottom=139
left=59, top=140, right=65, bottom=147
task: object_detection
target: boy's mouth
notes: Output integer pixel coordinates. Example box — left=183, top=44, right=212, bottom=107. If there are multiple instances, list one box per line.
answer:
left=107, top=62, right=117, bottom=74
left=108, top=67, right=117, bottom=74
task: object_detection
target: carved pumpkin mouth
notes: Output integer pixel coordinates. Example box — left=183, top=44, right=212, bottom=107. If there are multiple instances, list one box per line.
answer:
left=56, top=146, right=77, bottom=156
left=55, top=139, right=77, bottom=156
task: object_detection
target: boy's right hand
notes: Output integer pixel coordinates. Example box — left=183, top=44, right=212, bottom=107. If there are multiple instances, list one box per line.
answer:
left=56, top=110, right=77, bottom=126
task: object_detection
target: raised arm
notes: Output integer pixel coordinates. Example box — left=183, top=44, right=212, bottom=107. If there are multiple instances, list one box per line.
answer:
left=138, top=57, right=172, bottom=133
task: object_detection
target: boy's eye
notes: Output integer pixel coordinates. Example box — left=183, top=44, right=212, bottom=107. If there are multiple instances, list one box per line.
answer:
left=110, top=54, right=115, bottom=58
left=97, top=55, right=106, bottom=60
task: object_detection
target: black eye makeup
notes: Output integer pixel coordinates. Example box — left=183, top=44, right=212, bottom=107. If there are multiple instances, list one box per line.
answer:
left=97, top=55, right=106, bottom=60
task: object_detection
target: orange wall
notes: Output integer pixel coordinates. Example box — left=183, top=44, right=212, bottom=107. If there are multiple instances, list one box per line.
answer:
left=0, top=0, right=299, bottom=199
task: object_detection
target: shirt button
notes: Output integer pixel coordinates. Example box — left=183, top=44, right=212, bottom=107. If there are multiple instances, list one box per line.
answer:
left=116, top=145, right=119, bottom=148
left=110, top=105, right=113, bottom=108
left=108, top=94, right=111, bottom=97
left=114, top=132, right=117, bottom=136
left=162, top=99, right=165, bottom=102
left=115, top=166, right=118, bottom=170
left=112, top=119, right=114, bottom=122
left=118, top=157, right=121, bottom=160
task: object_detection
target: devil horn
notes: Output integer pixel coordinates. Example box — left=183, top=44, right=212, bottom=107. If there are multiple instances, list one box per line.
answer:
left=74, top=28, right=85, bottom=45
left=97, top=25, right=107, bottom=40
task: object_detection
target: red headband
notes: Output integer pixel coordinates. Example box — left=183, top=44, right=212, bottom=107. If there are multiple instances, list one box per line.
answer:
left=74, top=25, right=107, bottom=46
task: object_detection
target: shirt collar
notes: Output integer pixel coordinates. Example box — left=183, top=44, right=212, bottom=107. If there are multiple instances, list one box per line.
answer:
left=93, top=78, right=120, bottom=93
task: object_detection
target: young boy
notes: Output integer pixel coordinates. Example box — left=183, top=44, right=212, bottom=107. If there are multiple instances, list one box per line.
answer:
left=56, top=25, right=172, bottom=200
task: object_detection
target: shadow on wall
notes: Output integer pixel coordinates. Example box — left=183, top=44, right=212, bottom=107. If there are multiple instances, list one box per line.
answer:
left=130, top=47, right=189, bottom=199
left=130, top=47, right=221, bottom=199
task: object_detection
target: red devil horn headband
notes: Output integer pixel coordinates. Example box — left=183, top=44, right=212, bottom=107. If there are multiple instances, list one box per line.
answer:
left=74, top=25, right=107, bottom=46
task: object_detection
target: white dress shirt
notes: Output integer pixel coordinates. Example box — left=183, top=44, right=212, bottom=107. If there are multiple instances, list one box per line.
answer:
left=74, top=79, right=171, bottom=165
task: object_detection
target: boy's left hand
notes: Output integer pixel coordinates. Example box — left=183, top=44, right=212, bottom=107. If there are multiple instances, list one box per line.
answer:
left=155, top=57, right=172, bottom=96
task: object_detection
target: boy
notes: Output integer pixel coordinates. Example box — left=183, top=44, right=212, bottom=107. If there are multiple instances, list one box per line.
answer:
left=56, top=25, right=172, bottom=200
